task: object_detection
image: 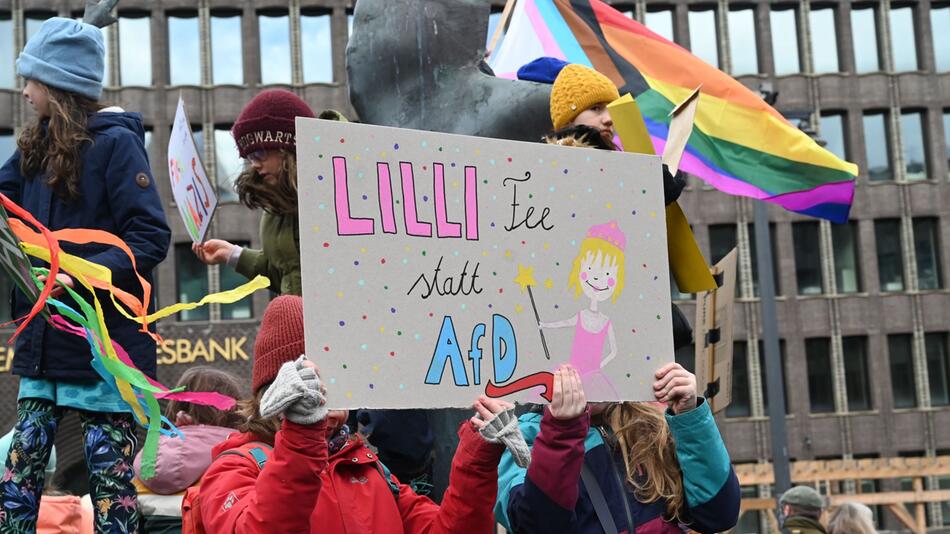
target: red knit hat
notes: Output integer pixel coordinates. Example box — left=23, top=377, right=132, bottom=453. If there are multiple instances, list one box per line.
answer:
left=232, top=89, right=315, bottom=158
left=252, top=295, right=306, bottom=394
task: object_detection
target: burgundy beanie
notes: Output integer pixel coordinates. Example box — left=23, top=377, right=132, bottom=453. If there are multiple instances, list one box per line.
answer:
left=252, top=295, right=306, bottom=394
left=232, top=89, right=315, bottom=158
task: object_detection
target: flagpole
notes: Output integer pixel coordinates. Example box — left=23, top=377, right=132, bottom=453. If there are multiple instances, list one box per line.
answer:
left=526, top=286, right=551, bottom=360
left=486, top=0, right=517, bottom=59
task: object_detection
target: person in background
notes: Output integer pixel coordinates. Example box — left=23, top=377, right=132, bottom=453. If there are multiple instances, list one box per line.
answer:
left=780, top=485, right=828, bottom=534
left=133, top=367, right=245, bottom=534
left=827, top=502, right=876, bottom=534
left=0, top=16, right=170, bottom=533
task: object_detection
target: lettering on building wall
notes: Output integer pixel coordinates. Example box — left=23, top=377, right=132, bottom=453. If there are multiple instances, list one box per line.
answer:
left=0, top=336, right=250, bottom=373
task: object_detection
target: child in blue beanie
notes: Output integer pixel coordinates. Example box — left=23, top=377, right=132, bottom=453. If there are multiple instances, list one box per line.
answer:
left=0, top=17, right=170, bottom=533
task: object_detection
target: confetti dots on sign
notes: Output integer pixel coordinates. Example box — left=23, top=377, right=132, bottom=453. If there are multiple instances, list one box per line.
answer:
left=339, top=138, right=345, bottom=143
left=394, top=143, right=400, bottom=150
left=544, top=278, right=554, bottom=289
left=390, top=307, right=397, bottom=314
left=515, top=304, right=524, bottom=313
left=324, top=346, right=330, bottom=352
left=323, top=242, right=330, bottom=248
left=338, top=320, right=345, bottom=327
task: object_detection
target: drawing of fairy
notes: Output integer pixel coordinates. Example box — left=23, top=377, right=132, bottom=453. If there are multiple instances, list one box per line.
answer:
left=540, top=221, right=626, bottom=397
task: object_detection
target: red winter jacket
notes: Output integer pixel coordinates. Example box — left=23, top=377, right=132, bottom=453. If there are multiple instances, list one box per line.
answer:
left=198, top=418, right=503, bottom=534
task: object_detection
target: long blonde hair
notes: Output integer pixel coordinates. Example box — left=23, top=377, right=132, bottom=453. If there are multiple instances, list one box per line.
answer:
left=18, top=81, right=102, bottom=200
left=605, top=402, right=685, bottom=523
left=234, top=149, right=298, bottom=215
left=827, top=502, right=876, bottom=534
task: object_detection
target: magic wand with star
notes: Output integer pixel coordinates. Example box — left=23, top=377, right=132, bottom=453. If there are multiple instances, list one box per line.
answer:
left=514, top=264, right=551, bottom=360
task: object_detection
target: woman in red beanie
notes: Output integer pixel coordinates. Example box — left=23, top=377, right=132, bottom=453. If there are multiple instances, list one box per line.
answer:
left=192, top=89, right=346, bottom=295
left=193, top=296, right=513, bottom=534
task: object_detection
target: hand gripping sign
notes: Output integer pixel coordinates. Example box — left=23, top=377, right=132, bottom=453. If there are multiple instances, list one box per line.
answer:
left=296, top=119, right=673, bottom=409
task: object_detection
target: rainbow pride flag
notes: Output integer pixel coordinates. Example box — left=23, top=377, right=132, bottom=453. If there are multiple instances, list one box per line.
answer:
left=490, top=0, right=859, bottom=223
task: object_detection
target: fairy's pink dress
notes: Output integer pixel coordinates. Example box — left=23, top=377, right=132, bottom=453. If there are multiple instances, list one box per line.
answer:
left=569, top=317, right=619, bottom=398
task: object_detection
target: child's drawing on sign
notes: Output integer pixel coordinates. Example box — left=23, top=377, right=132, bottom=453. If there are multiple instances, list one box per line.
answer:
left=539, top=221, right=625, bottom=397
left=167, top=97, right=217, bottom=243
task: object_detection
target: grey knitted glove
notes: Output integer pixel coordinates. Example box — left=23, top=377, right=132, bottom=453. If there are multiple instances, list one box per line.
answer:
left=260, top=356, right=328, bottom=425
left=479, top=407, right=531, bottom=468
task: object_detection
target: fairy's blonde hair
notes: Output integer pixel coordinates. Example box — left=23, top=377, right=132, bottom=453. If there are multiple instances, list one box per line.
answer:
left=568, top=238, right=626, bottom=303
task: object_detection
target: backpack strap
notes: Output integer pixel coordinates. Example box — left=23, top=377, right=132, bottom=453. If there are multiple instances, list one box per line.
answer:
left=372, top=460, right=401, bottom=500
left=580, top=463, right=620, bottom=534
left=216, top=442, right=273, bottom=471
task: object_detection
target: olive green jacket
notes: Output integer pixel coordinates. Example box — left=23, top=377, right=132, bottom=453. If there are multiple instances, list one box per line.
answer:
left=233, top=109, right=347, bottom=295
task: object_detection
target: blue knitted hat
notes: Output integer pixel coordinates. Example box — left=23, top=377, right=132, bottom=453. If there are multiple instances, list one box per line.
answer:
left=16, top=17, right=105, bottom=100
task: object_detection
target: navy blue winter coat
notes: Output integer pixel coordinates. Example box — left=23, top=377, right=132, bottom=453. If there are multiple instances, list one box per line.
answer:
left=0, top=111, right=170, bottom=380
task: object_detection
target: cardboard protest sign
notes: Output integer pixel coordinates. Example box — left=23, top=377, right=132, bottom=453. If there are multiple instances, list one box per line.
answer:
left=297, top=119, right=672, bottom=409
left=0, top=205, right=42, bottom=306
left=168, top=97, right=216, bottom=243
left=694, top=248, right=738, bottom=414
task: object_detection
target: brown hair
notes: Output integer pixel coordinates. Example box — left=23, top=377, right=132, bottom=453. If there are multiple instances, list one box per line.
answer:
left=18, top=82, right=102, bottom=200
left=234, top=149, right=298, bottom=216
left=605, top=403, right=686, bottom=523
left=165, top=367, right=245, bottom=429
left=236, top=389, right=281, bottom=444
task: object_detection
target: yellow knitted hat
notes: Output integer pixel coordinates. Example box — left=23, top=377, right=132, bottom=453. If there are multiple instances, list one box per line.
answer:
left=550, top=64, right=621, bottom=130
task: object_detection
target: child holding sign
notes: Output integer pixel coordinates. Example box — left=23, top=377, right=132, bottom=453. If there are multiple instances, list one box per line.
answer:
left=195, top=296, right=513, bottom=534
left=495, top=365, right=740, bottom=534
left=0, top=17, right=170, bottom=532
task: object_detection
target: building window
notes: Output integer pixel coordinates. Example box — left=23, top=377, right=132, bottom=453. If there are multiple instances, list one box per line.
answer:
left=806, top=338, right=835, bottom=413
left=809, top=7, right=839, bottom=73
left=875, top=219, right=905, bottom=291
left=727, top=341, right=752, bottom=417
left=900, top=111, right=928, bottom=180
left=221, top=242, right=253, bottom=320
left=793, top=221, right=823, bottom=295
left=645, top=9, right=674, bottom=42
left=934, top=6, right=950, bottom=72
left=927, top=333, right=950, bottom=406
left=347, top=12, right=354, bottom=37
left=863, top=112, right=892, bottom=181
left=688, top=8, right=719, bottom=68
left=211, top=12, right=243, bottom=85
left=770, top=7, right=801, bottom=75
left=889, top=334, right=917, bottom=408
left=843, top=336, right=872, bottom=410
left=820, top=113, right=847, bottom=160
left=143, top=128, right=153, bottom=163
left=832, top=222, right=861, bottom=293
left=25, top=11, right=56, bottom=41
left=258, top=10, right=292, bottom=85
left=0, top=129, right=15, bottom=162
left=168, top=12, right=201, bottom=86
left=748, top=223, right=782, bottom=297
left=119, top=14, right=153, bottom=86
left=214, top=127, right=241, bottom=203
left=0, top=13, right=14, bottom=89
left=851, top=6, right=880, bottom=73
left=301, top=9, right=333, bottom=83
left=175, top=243, right=209, bottom=321
left=889, top=6, right=918, bottom=71
left=913, top=217, right=942, bottom=290
left=945, top=110, right=950, bottom=180
left=728, top=7, right=758, bottom=75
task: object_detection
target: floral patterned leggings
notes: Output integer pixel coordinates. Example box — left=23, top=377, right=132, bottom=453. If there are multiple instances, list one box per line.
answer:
left=0, top=399, right=139, bottom=534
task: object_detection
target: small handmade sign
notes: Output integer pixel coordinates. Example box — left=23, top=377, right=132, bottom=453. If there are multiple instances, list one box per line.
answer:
left=168, top=97, right=216, bottom=243
left=297, top=119, right=673, bottom=409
